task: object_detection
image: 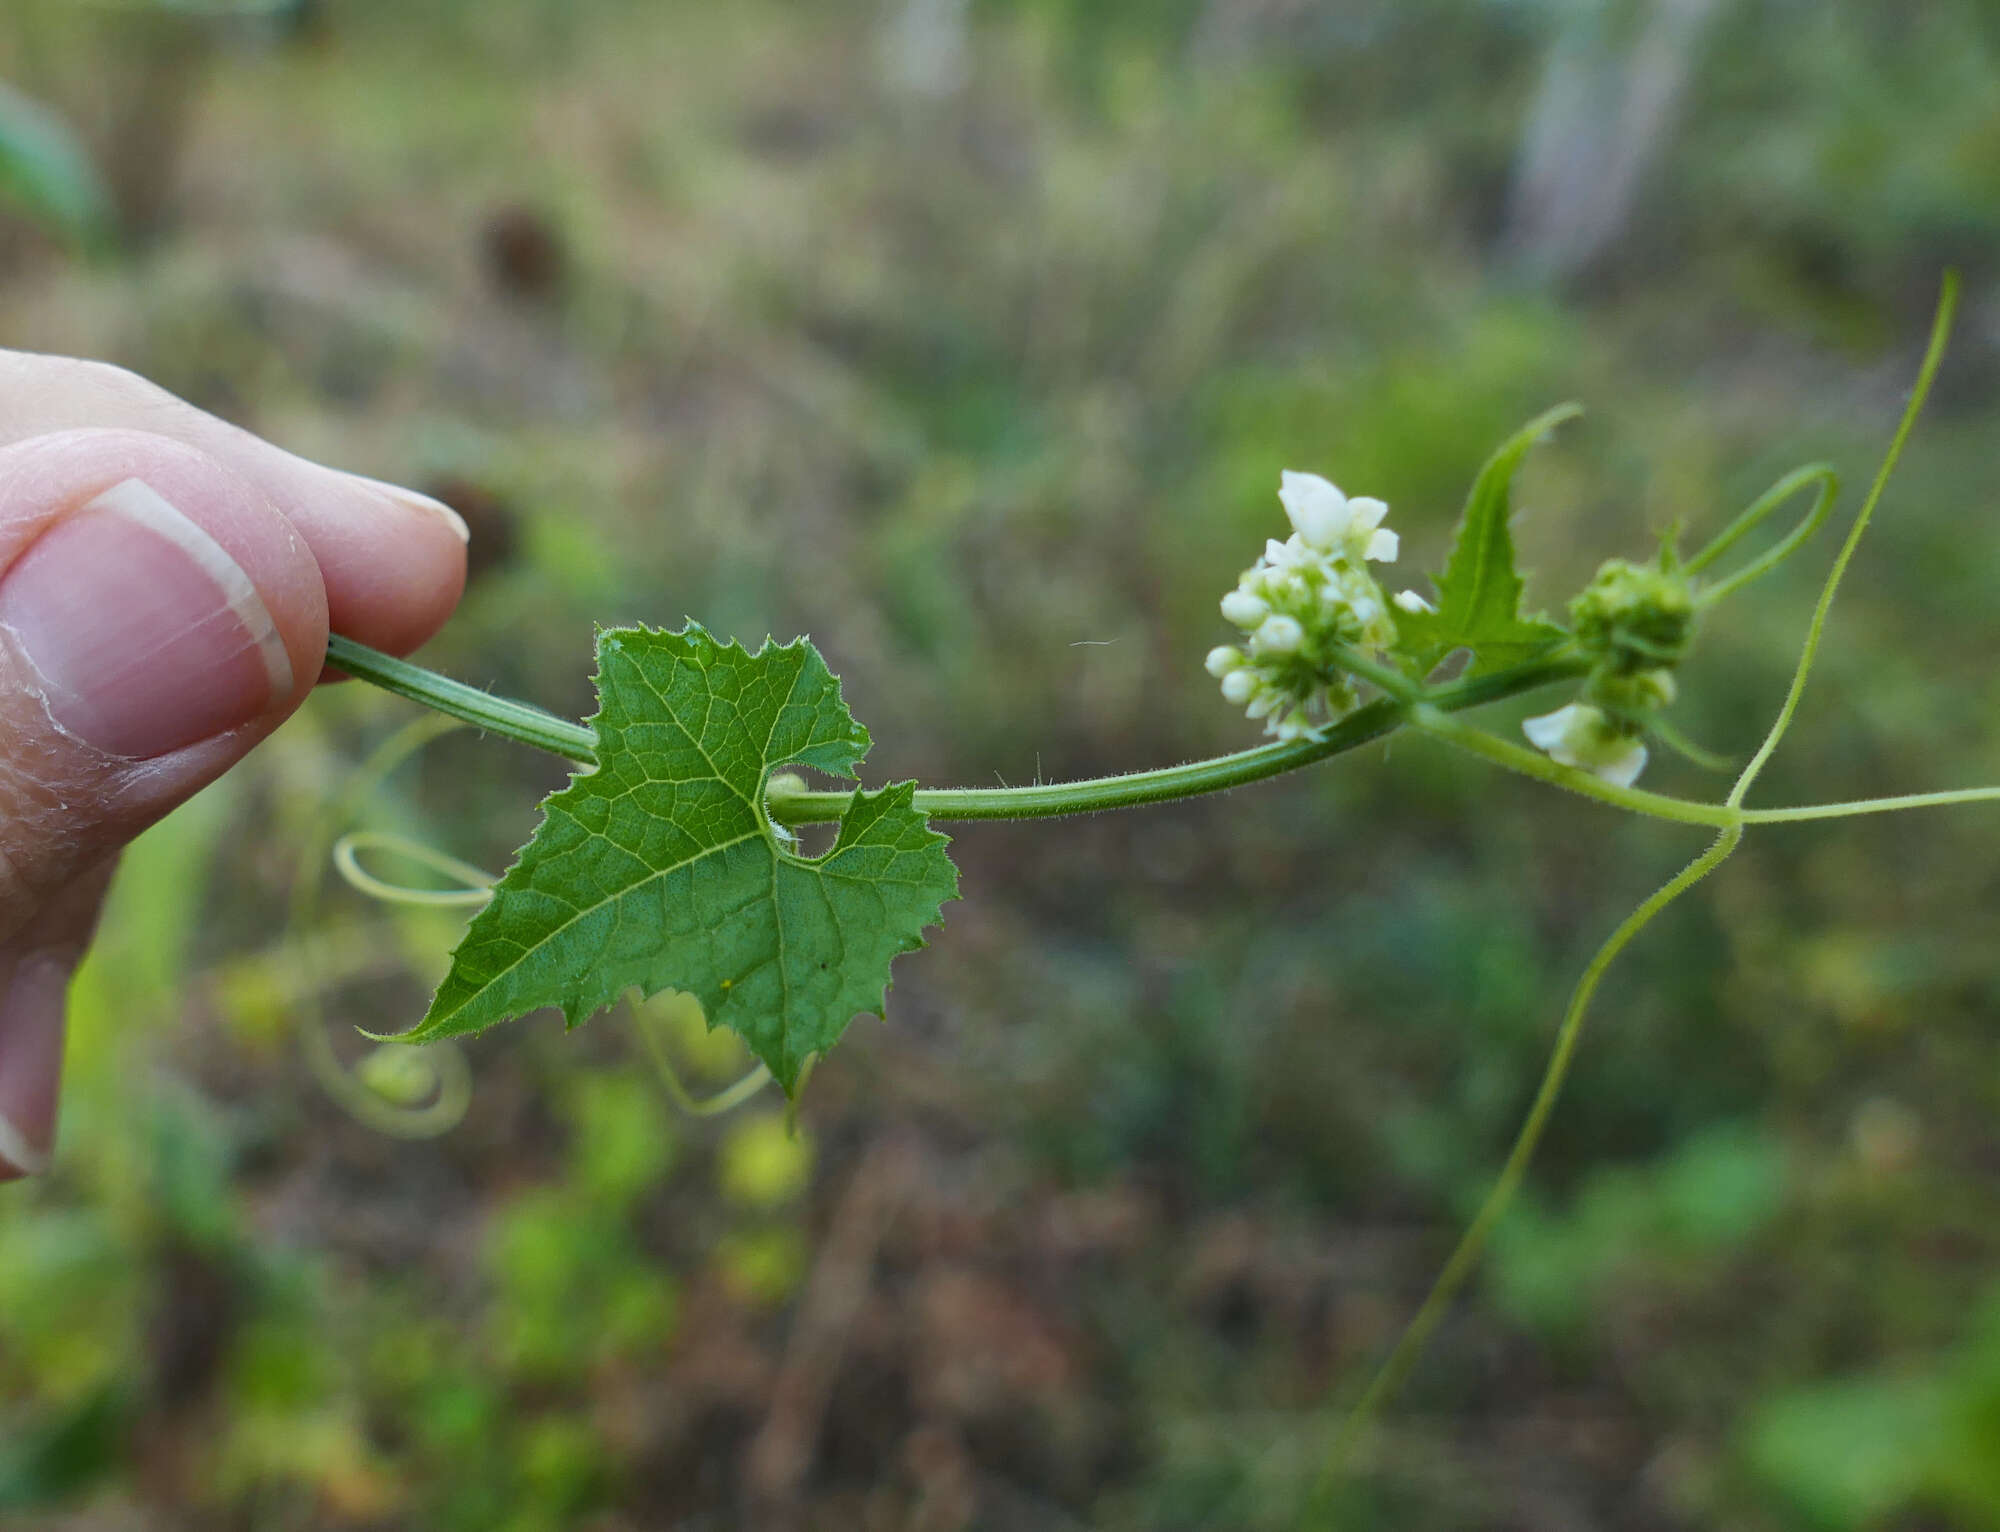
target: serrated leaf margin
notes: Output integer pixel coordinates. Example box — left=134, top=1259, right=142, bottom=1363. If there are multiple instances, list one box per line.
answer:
left=383, top=623, right=958, bottom=1095
left=1395, top=403, right=1579, bottom=676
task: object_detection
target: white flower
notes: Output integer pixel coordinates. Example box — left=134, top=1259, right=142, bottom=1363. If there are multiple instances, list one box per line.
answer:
left=1278, top=473, right=1399, bottom=565
left=1522, top=703, right=1648, bottom=787
left=1220, top=589, right=1269, bottom=627
left=1220, top=668, right=1257, bottom=705
left=1205, top=645, right=1244, bottom=677
left=1393, top=588, right=1436, bottom=615
left=1346, top=497, right=1398, bottom=562
left=1278, top=470, right=1351, bottom=551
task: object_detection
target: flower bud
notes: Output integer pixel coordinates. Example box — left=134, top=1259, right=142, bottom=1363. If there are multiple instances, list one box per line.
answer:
left=1571, top=558, right=1695, bottom=673
left=1592, top=666, right=1677, bottom=715
left=1220, top=589, right=1269, bottom=627
left=1220, top=668, right=1257, bottom=705
left=1272, top=707, right=1313, bottom=742
left=1204, top=645, right=1244, bottom=677
left=1254, top=614, right=1305, bottom=654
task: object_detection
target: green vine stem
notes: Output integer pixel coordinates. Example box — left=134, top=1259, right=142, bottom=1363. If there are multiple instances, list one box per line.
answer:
left=326, top=630, right=1591, bottom=822
left=327, top=633, right=2000, bottom=833
left=325, top=636, right=598, bottom=764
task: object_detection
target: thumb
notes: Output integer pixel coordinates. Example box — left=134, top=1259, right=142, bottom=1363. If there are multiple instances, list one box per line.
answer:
left=0, top=431, right=327, bottom=934
left=0, top=858, right=114, bottom=1180
left=0, top=430, right=327, bottom=1171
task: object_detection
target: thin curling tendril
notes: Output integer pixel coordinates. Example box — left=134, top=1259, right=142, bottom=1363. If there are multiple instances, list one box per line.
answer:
left=320, top=735, right=772, bottom=1121
left=1305, top=272, right=1963, bottom=1519
left=1686, top=462, right=1839, bottom=605
left=288, top=714, right=479, bottom=1139
left=629, top=1000, right=773, bottom=1116
left=333, top=830, right=498, bottom=908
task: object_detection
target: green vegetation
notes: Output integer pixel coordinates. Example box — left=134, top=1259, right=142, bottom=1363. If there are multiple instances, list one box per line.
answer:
left=1, top=0, right=1997, bottom=1525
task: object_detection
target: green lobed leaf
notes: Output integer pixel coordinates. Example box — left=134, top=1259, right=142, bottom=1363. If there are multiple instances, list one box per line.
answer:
left=1393, top=403, right=1578, bottom=676
left=395, top=624, right=958, bottom=1094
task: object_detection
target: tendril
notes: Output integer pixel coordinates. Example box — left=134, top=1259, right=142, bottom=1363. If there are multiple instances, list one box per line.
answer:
left=629, top=1001, right=774, bottom=1117
left=333, top=831, right=498, bottom=907
left=1313, top=826, right=1741, bottom=1503
left=1686, top=463, right=1839, bottom=604
left=306, top=720, right=774, bottom=1124
left=1733, top=274, right=1958, bottom=804
left=288, top=714, right=479, bottom=1139
left=299, top=1023, right=477, bottom=1140
left=1312, top=274, right=1966, bottom=1519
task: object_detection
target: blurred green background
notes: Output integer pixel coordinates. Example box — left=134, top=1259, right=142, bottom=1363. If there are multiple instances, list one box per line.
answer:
left=1, top=1, right=1997, bottom=1527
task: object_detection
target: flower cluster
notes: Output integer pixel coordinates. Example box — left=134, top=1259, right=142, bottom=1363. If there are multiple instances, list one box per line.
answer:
left=1519, top=556, right=1696, bottom=787
left=1206, top=472, right=1405, bottom=741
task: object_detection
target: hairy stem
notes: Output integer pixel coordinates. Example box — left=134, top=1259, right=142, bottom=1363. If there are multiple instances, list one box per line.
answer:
left=1410, top=705, right=1738, bottom=827
left=325, top=633, right=1589, bottom=824
left=1744, top=786, right=2000, bottom=823
left=326, top=635, right=599, bottom=765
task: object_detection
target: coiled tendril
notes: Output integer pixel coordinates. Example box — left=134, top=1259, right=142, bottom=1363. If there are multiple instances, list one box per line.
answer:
left=294, top=715, right=771, bottom=1129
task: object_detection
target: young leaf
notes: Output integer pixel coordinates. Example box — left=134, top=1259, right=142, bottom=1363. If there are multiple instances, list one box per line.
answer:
left=1395, top=403, right=1578, bottom=676
left=392, top=624, right=958, bottom=1094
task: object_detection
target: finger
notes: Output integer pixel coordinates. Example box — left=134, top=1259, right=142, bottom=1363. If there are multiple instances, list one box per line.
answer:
left=0, top=352, right=466, bottom=658
left=0, top=429, right=326, bottom=945
left=0, top=858, right=113, bottom=1180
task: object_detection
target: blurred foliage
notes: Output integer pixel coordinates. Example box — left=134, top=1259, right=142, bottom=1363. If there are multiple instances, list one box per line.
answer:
left=0, top=81, right=114, bottom=252
left=1747, top=1289, right=2000, bottom=1530
left=0, top=0, right=1996, bottom=1526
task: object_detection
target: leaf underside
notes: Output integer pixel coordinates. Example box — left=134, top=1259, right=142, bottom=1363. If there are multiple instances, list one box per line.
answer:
left=396, top=624, right=959, bottom=1094
left=1395, top=403, right=1577, bottom=676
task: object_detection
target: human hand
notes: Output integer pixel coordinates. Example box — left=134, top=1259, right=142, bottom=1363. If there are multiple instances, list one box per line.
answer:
left=0, top=353, right=467, bottom=1179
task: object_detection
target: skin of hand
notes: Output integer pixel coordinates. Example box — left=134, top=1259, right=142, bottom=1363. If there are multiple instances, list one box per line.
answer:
left=0, top=351, right=468, bottom=1180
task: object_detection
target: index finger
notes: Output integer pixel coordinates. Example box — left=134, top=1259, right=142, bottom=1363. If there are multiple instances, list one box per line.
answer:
left=0, top=352, right=467, bottom=662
